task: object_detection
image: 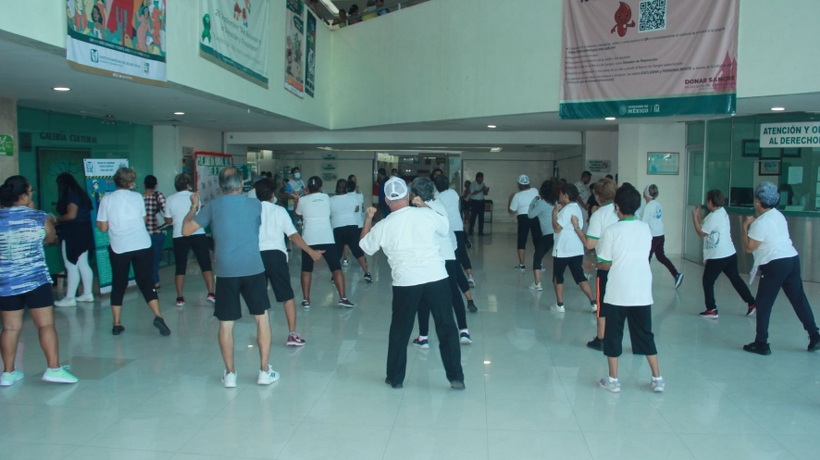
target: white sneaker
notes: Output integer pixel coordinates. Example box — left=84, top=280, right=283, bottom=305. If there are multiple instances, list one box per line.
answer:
left=54, top=297, right=77, bottom=308
left=467, top=275, right=476, bottom=287
left=528, top=282, right=543, bottom=291
left=599, top=377, right=621, bottom=393
left=550, top=304, right=566, bottom=313
left=342, top=259, right=349, bottom=267
left=222, top=371, right=237, bottom=388
left=591, top=302, right=598, bottom=313
left=651, top=377, right=665, bottom=393
left=257, top=365, right=280, bottom=385
left=42, top=366, right=78, bottom=384
left=76, top=293, right=95, bottom=303
left=0, top=368, right=24, bottom=387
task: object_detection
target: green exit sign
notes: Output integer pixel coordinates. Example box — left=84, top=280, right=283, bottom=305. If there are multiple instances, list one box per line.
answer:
left=0, top=135, right=13, bottom=156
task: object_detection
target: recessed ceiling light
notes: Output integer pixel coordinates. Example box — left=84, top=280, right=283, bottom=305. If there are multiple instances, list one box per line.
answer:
left=487, top=125, right=497, bottom=129
left=605, top=117, right=617, bottom=121
left=490, top=147, right=502, bottom=153
left=771, top=107, right=786, bottom=111
left=53, top=87, right=71, bottom=92
left=483, top=361, right=491, bottom=364
left=173, top=111, right=185, bottom=115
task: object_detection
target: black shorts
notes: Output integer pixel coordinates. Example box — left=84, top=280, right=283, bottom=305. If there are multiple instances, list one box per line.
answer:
left=301, top=244, right=341, bottom=273
left=0, top=283, right=53, bottom=312
left=553, top=255, right=586, bottom=285
left=603, top=304, right=657, bottom=358
left=596, top=269, right=609, bottom=318
left=214, top=273, right=271, bottom=321
left=333, top=225, right=364, bottom=260
left=261, top=250, right=295, bottom=303
left=172, top=234, right=213, bottom=276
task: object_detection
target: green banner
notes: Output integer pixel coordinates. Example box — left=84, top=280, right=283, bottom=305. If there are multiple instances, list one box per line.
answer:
left=559, top=94, right=737, bottom=120
left=305, top=12, right=317, bottom=98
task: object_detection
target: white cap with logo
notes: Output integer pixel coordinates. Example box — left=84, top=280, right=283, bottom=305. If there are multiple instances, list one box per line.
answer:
left=384, top=177, right=408, bottom=200
left=518, top=174, right=530, bottom=185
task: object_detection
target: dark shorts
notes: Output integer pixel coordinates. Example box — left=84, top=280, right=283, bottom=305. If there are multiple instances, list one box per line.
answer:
left=0, top=283, right=53, bottom=312
left=172, top=234, right=213, bottom=276
left=333, top=225, right=364, bottom=259
left=603, top=304, right=657, bottom=358
left=596, top=269, right=609, bottom=318
left=553, top=255, right=586, bottom=285
left=301, top=244, right=341, bottom=273
left=261, top=250, right=295, bottom=303
left=214, top=273, right=271, bottom=321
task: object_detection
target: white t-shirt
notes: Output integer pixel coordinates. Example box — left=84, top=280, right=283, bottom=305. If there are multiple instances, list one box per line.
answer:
left=295, top=193, right=334, bottom=245
left=596, top=218, right=654, bottom=306
left=748, top=209, right=798, bottom=268
left=641, top=200, right=665, bottom=237
left=575, top=181, right=592, bottom=204
left=330, top=194, right=360, bottom=229
left=553, top=202, right=584, bottom=258
left=164, top=191, right=205, bottom=239
left=353, top=191, right=365, bottom=228
left=436, top=189, right=463, bottom=235
left=259, top=201, right=298, bottom=260
left=97, top=189, right=151, bottom=254
left=360, top=206, right=448, bottom=287
left=586, top=202, right=619, bottom=244
left=426, top=199, right=456, bottom=260
left=700, top=207, right=736, bottom=260
left=528, top=198, right=554, bottom=236
left=509, top=188, right=539, bottom=216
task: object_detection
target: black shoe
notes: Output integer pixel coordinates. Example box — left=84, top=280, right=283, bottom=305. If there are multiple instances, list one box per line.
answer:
left=586, top=337, right=603, bottom=351
left=112, top=325, right=125, bottom=335
left=450, top=380, right=466, bottom=390
left=153, top=317, right=171, bottom=336
left=808, top=334, right=820, bottom=352
left=465, top=239, right=472, bottom=249
left=743, top=341, right=771, bottom=355
left=384, top=378, right=403, bottom=389
left=467, top=300, right=477, bottom=313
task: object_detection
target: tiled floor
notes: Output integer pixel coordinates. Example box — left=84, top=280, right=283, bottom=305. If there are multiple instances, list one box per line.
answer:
left=2, top=222, right=819, bottom=460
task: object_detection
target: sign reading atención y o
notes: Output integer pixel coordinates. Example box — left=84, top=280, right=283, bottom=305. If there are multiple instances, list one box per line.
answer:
left=760, top=122, right=820, bottom=148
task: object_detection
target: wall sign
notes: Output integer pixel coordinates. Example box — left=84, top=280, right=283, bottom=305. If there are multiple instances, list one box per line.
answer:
left=586, top=159, right=611, bottom=173
left=195, top=151, right=234, bottom=205
left=647, top=152, right=680, bottom=175
left=285, top=0, right=306, bottom=98
left=39, top=132, right=98, bottom=143
left=760, top=122, right=820, bottom=148
left=0, top=134, right=13, bottom=156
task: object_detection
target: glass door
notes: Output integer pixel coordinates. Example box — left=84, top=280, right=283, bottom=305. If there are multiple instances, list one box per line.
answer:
left=683, top=147, right=705, bottom=264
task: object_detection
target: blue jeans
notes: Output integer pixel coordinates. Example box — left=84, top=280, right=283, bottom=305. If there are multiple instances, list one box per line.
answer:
left=150, top=232, right=165, bottom=285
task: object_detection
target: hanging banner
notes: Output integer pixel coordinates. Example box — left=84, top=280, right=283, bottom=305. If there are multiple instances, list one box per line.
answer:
left=285, top=0, right=305, bottom=98
left=560, top=0, right=738, bottom=119
left=195, top=152, right=234, bottom=206
left=200, top=0, right=270, bottom=88
left=83, top=158, right=134, bottom=294
left=305, top=11, right=317, bottom=98
left=66, top=0, right=167, bottom=86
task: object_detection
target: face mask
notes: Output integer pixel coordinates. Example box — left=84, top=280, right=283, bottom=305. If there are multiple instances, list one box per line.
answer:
left=294, top=173, right=302, bottom=179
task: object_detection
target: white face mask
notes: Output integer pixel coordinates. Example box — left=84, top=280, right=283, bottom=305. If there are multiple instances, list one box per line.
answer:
left=294, top=172, right=302, bottom=179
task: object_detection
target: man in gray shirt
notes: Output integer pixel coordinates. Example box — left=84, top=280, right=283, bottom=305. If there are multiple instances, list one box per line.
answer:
left=182, top=167, right=280, bottom=389
left=467, top=172, right=489, bottom=236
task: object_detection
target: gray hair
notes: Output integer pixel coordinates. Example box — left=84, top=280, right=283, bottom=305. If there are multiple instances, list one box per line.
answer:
left=411, top=176, right=435, bottom=202
left=218, top=167, right=243, bottom=193
left=754, top=182, right=779, bottom=209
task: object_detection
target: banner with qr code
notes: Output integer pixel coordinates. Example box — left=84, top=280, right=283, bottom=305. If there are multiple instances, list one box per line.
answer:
left=560, top=0, right=738, bottom=119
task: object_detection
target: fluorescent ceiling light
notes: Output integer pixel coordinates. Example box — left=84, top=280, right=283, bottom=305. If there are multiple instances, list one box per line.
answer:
left=317, top=146, right=334, bottom=150
left=487, top=125, right=497, bottom=129
left=605, top=117, right=617, bottom=121
left=173, top=112, right=185, bottom=115
left=771, top=107, right=786, bottom=111
left=490, top=147, right=502, bottom=152
left=53, top=87, right=71, bottom=91
left=483, top=361, right=491, bottom=364
left=319, top=0, right=339, bottom=14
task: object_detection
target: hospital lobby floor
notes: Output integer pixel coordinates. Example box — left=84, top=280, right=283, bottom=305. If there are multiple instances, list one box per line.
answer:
left=2, top=222, right=819, bottom=460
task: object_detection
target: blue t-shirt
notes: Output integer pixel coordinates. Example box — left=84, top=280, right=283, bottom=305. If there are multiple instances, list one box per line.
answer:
left=0, top=207, right=52, bottom=297
left=194, top=194, right=264, bottom=278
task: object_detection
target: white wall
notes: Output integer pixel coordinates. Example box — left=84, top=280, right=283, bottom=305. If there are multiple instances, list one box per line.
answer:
left=584, top=131, right=619, bottom=182
left=179, top=126, right=223, bottom=154
left=617, top=123, right=688, bottom=256
left=152, top=125, right=181, bottom=194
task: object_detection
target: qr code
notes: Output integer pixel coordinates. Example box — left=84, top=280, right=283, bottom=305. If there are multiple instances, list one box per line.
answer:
left=639, top=0, right=667, bottom=33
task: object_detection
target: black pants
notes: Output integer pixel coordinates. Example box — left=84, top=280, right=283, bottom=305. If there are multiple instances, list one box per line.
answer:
left=754, top=256, right=818, bottom=344
left=516, top=215, right=541, bottom=250
left=533, top=234, right=554, bottom=270
left=109, top=246, right=157, bottom=306
left=172, top=234, right=213, bottom=276
left=454, top=231, right=472, bottom=271
left=418, top=260, right=468, bottom=336
left=603, top=304, right=657, bottom=358
left=649, top=235, right=679, bottom=278
left=702, top=253, right=754, bottom=311
left=388, top=278, right=463, bottom=385
left=468, top=200, right=485, bottom=234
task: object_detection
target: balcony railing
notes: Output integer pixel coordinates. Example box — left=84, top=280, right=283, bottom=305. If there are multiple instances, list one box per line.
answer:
left=308, top=0, right=431, bottom=29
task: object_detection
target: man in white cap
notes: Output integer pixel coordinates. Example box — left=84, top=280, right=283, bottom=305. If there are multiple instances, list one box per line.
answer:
left=508, top=174, right=540, bottom=270
left=359, top=177, right=465, bottom=390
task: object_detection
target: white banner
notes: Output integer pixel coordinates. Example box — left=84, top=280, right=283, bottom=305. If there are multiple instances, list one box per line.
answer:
left=760, top=122, right=820, bottom=148
left=200, top=0, right=270, bottom=88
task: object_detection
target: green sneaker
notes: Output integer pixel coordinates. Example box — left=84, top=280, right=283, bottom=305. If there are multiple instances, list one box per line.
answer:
left=0, top=369, right=24, bottom=387
left=42, top=366, right=78, bottom=384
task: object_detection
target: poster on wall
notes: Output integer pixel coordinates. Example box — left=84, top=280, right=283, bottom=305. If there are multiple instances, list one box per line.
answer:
left=195, top=152, right=233, bottom=206
left=83, top=158, right=134, bottom=294
left=284, top=0, right=305, bottom=98
left=66, top=0, right=167, bottom=86
left=560, top=0, right=738, bottom=119
left=304, top=11, right=317, bottom=98
left=200, top=0, right=271, bottom=88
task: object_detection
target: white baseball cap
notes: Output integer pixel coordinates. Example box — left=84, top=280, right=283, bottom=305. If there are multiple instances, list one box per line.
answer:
left=518, top=174, right=530, bottom=185
left=384, top=177, right=408, bottom=200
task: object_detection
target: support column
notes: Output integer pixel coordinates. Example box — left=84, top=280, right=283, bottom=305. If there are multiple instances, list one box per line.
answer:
left=152, top=125, right=181, bottom=192
left=0, top=97, right=19, bottom=184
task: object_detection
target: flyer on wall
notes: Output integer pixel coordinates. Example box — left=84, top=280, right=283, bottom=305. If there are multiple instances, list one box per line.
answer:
left=194, top=152, right=234, bottom=206
left=285, top=0, right=305, bottom=98
left=560, top=0, right=738, bottom=119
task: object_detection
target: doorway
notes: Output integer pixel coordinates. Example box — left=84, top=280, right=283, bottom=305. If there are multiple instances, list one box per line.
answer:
left=36, top=148, right=90, bottom=213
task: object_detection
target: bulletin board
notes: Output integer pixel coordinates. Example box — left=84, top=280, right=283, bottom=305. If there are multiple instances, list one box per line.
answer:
left=194, top=152, right=233, bottom=206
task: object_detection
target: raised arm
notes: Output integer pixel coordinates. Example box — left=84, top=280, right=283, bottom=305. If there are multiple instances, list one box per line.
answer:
left=740, top=215, right=762, bottom=254
left=691, top=205, right=707, bottom=238
left=181, top=192, right=202, bottom=237
left=551, top=203, right=563, bottom=234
